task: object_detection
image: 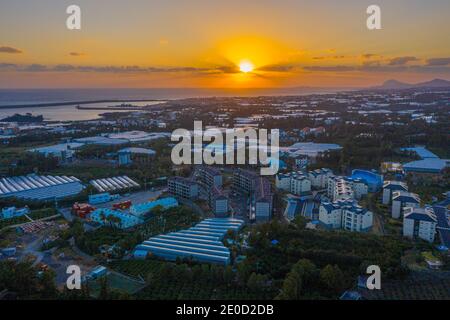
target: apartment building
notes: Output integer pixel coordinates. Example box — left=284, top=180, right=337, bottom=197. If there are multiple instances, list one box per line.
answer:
left=195, top=165, right=223, bottom=188
left=275, top=171, right=311, bottom=195
left=319, top=199, right=373, bottom=233
left=168, top=176, right=199, bottom=199
left=327, top=176, right=354, bottom=201
left=307, top=168, right=334, bottom=189
left=382, top=181, right=408, bottom=205
left=403, top=206, right=437, bottom=243
left=391, top=191, right=420, bottom=219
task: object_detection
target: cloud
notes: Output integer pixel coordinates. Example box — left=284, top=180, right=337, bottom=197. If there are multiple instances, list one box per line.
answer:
left=426, top=57, right=450, bottom=66
left=0, top=46, right=23, bottom=54
left=69, top=52, right=86, bottom=57
left=388, top=56, right=419, bottom=66
left=361, top=53, right=380, bottom=59
left=303, top=65, right=356, bottom=72
left=257, top=64, right=295, bottom=72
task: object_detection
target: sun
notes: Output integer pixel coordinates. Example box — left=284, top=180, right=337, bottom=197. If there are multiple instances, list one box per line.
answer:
left=239, top=60, right=254, bottom=73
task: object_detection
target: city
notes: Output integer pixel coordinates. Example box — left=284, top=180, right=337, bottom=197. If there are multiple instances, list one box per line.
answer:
left=0, top=0, right=449, bottom=315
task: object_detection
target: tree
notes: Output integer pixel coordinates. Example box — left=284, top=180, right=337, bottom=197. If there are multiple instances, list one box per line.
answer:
left=276, top=259, right=318, bottom=300
left=319, top=264, right=346, bottom=295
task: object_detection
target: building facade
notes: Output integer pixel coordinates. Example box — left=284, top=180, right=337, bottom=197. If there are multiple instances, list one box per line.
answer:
left=403, top=207, right=437, bottom=243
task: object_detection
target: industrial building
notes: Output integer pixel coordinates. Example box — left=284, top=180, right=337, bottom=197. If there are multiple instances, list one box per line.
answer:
left=90, top=197, right=178, bottom=229
left=28, top=142, right=85, bottom=163
left=403, top=207, right=437, bottom=243
left=129, top=197, right=178, bottom=217
left=168, top=176, right=199, bottom=199
left=118, top=147, right=156, bottom=166
left=1, top=206, right=30, bottom=219
left=90, top=176, right=140, bottom=193
left=401, top=146, right=449, bottom=174
left=0, top=175, right=84, bottom=201
left=133, top=218, right=244, bottom=265
left=90, top=208, right=144, bottom=229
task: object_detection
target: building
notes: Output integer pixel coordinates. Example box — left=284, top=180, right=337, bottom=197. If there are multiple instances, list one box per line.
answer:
left=346, top=177, right=369, bottom=200
left=232, top=169, right=258, bottom=193
left=133, top=218, right=244, bottom=265
left=294, top=155, right=309, bottom=169
left=382, top=181, right=408, bottom=205
left=90, top=176, right=140, bottom=193
left=90, top=208, right=144, bottom=229
left=168, top=176, right=199, bottom=199
left=0, top=175, right=84, bottom=201
left=129, top=197, right=178, bottom=217
left=195, top=166, right=222, bottom=188
left=401, top=146, right=449, bottom=175
left=118, top=147, right=156, bottom=166
left=327, top=176, right=354, bottom=202
left=253, top=177, right=273, bottom=222
left=307, top=168, right=334, bottom=189
left=88, top=193, right=119, bottom=205
left=391, top=191, right=420, bottom=219
left=233, top=169, right=273, bottom=221
left=350, top=169, right=384, bottom=192
left=275, top=171, right=311, bottom=195
left=29, top=142, right=85, bottom=163
left=319, top=199, right=373, bottom=233
left=403, top=158, right=449, bottom=175
left=403, top=207, right=437, bottom=243
left=1, top=206, right=30, bottom=219
left=209, top=187, right=229, bottom=217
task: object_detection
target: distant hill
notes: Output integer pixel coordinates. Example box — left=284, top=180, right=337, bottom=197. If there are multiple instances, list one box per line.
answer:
left=374, top=78, right=450, bottom=90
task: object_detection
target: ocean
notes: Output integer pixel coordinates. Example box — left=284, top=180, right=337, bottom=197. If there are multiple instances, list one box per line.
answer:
left=0, top=87, right=340, bottom=121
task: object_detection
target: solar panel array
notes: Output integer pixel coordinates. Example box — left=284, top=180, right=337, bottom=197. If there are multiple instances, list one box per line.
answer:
left=0, top=175, right=83, bottom=200
left=90, top=176, right=140, bottom=192
left=134, top=218, right=244, bottom=265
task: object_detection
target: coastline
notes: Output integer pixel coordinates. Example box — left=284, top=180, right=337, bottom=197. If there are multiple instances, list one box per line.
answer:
left=0, top=99, right=168, bottom=109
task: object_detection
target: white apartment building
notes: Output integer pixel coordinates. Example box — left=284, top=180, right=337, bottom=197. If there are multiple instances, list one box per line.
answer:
left=382, top=181, right=408, bottom=205
left=275, top=171, right=311, bottom=195
left=391, top=191, right=420, bottom=219
left=307, top=168, right=334, bottom=189
left=403, top=206, right=437, bottom=243
left=319, top=199, right=373, bottom=233
left=327, top=176, right=354, bottom=201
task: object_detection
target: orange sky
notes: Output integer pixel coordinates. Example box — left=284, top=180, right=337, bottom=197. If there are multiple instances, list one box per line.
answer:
left=0, top=0, right=449, bottom=88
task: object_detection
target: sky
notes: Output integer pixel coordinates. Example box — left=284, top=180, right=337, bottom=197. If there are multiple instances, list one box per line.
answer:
left=0, top=0, right=449, bottom=89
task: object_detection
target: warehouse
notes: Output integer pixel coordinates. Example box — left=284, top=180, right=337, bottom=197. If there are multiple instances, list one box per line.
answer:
left=133, top=218, right=244, bottom=265
left=90, top=176, right=140, bottom=192
left=0, top=175, right=84, bottom=201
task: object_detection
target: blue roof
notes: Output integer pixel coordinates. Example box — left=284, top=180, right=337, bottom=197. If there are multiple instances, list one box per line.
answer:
left=401, top=147, right=439, bottom=159
left=133, top=218, right=244, bottom=265
left=403, top=159, right=448, bottom=173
